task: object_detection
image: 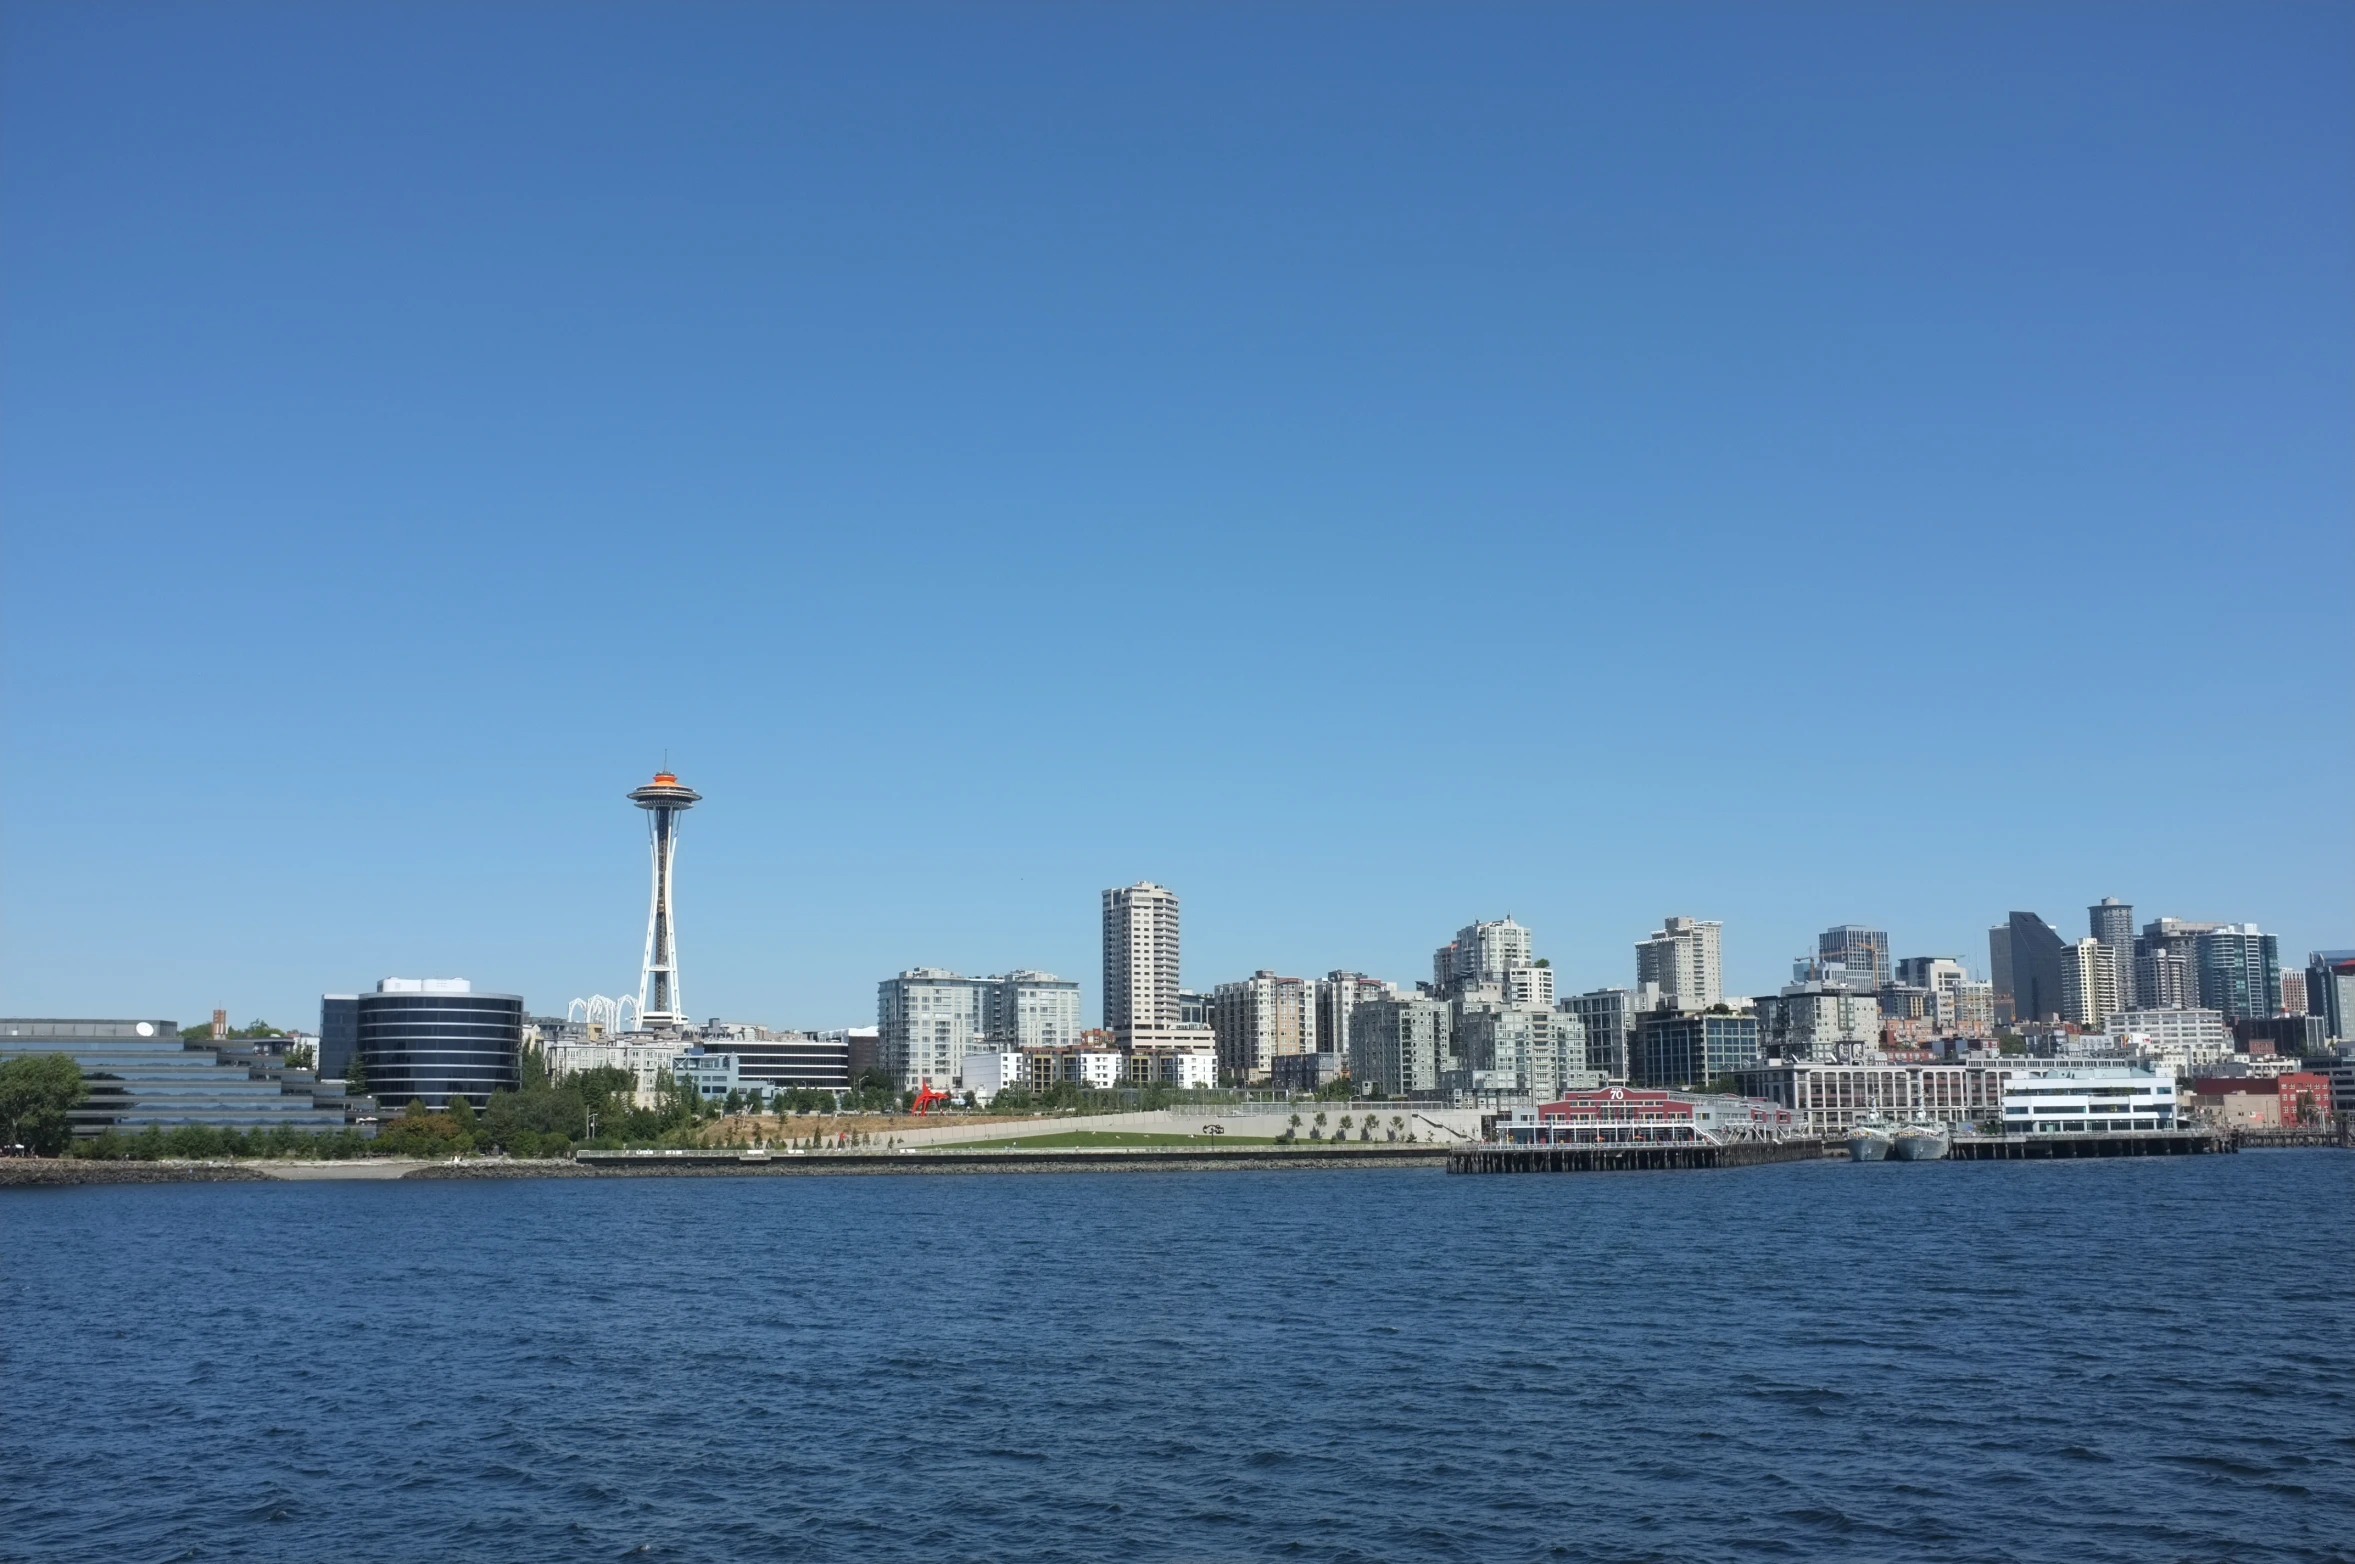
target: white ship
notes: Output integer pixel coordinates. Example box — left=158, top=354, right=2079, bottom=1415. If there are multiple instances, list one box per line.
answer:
left=1890, top=1122, right=1951, bottom=1161
left=1848, top=1121, right=1893, bottom=1162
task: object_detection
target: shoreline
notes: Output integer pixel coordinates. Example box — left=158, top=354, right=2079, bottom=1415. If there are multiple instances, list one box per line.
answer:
left=0, top=1146, right=1451, bottom=1185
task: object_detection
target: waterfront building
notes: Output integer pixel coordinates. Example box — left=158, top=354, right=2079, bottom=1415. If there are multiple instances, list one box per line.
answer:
left=989, top=972, right=1084, bottom=1052
left=2000, top=1064, right=2177, bottom=1134
left=876, top=969, right=1084, bottom=1091
left=2185, top=1073, right=2331, bottom=1129
left=1630, top=1011, right=1759, bottom=1090
left=2309, top=952, right=2355, bottom=1041
left=2195, top=925, right=2281, bottom=1023
left=1731, top=1058, right=2015, bottom=1135
left=2003, top=912, right=2071, bottom=1024
left=353, top=979, right=522, bottom=1109
left=1636, top=917, right=1722, bottom=1010
left=1211, top=971, right=1316, bottom=1084
left=1560, top=988, right=1637, bottom=1081
left=320, top=996, right=359, bottom=1082
left=2, top=1017, right=364, bottom=1137
left=1504, top=1087, right=1798, bottom=1145
left=697, top=1021, right=851, bottom=1092
left=2089, top=898, right=2137, bottom=1008
left=1124, top=1042, right=1218, bottom=1090
left=2305, top=1046, right=2355, bottom=1120
left=2104, top=1008, right=2230, bottom=1077
left=1818, top=926, right=1892, bottom=988
left=2059, top=938, right=2121, bottom=1030
left=1315, top=972, right=1394, bottom=1066
left=1346, top=996, right=1452, bottom=1097
left=878, top=969, right=989, bottom=1090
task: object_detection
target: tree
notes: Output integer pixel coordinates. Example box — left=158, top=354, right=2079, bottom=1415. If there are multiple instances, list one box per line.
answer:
left=343, top=1050, right=371, bottom=1092
left=0, top=1054, right=88, bottom=1156
left=284, top=1043, right=316, bottom=1071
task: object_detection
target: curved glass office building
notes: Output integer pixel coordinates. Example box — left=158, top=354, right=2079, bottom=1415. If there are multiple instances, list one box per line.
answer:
left=356, top=979, right=522, bottom=1109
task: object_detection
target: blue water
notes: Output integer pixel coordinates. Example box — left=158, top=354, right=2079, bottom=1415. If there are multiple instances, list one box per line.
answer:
left=4, top=1155, right=2352, bottom=1563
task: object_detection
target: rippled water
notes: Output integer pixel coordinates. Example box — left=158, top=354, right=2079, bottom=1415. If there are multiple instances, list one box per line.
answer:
left=4, top=1153, right=2351, bottom=1562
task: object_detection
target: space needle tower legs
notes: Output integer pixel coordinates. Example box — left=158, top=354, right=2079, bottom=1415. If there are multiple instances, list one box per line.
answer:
left=627, top=770, right=701, bottom=1030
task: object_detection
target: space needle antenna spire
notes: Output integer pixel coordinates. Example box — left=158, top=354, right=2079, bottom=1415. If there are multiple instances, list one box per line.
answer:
left=627, top=768, right=701, bottom=1029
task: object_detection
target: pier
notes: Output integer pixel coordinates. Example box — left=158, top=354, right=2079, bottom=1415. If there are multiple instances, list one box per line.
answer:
left=1948, top=1130, right=2230, bottom=1160
left=1447, top=1138, right=1829, bottom=1174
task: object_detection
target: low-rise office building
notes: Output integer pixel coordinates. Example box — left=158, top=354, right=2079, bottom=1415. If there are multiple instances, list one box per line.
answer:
left=1732, top=1058, right=2014, bottom=1135
left=1497, top=1087, right=1799, bottom=1145
left=347, top=979, right=523, bottom=1110
left=1631, top=1011, right=1759, bottom=1090
left=2001, top=1064, right=2177, bottom=1134
left=1, top=1017, right=368, bottom=1138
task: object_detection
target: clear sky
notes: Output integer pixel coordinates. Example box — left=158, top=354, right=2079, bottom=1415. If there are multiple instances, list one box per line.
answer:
left=3, top=3, right=2348, bottom=1032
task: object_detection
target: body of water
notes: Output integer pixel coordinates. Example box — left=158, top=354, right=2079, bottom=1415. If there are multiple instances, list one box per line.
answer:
left=4, top=1154, right=2351, bottom=1562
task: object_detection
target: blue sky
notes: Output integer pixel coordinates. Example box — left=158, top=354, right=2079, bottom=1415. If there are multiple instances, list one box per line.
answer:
left=3, top=3, right=2348, bottom=1031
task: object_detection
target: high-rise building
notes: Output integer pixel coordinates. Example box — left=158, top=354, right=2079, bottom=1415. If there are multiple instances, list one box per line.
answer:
left=2307, top=952, right=2355, bottom=1042
left=1431, top=918, right=1540, bottom=999
left=1102, top=883, right=1182, bottom=1037
left=1315, top=972, right=1393, bottom=1066
left=875, top=969, right=1084, bottom=1089
left=1345, top=996, right=1451, bottom=1096
left=2278, top=969, right=2308, bottom=1017
left=1818, top=926, right=1891, bottom=988
left=1988, top=924, right=2016, bottom=1024
left=2135, top=918, right=2224, bottom=1007
left=1560, top=988, right=1638, bottom=1081
left=1453, top=1006, right=1591, bottom=1100
left=2194, top=925, right=2280, bottom=1023
left=2089, top=898, right=2137, bottom=1009
left=2135, top=946, right=2196, bottom=1009
left=353, top=978, right=523, bottom=1109
left=2059, top=939, right=2121, bottom=1030
left=2004, top=912, right=2071, bottom=1024
left=1210, top=971, right=1316, bottom=1083
left=627, top=771, right=701, bottom=1029
left=1636, top=917, right=1722, bottom=1011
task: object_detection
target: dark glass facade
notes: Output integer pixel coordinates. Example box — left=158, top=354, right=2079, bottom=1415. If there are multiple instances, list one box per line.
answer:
left=358, top=991, right=522, bottom=1109
left=0, top=1019, right=359, bottom=1136
left=1631, top=1013, right=1761, bottom=1090
left=319, top=996, right=359, bottom=1081
left=2005, top=912, right=2070, bottom=1024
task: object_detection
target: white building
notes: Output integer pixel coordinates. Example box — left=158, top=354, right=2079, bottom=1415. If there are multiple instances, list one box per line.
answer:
left=1211, top=971, right=1316, bottom=1084
left=2060, top=939, right=2121, bottom=1030
left=959, top=1049, right=1025, bottom=1105
left=1454, top=1005, right=1594, bottom=1101
left=1315, top=972, right=1394, bottom=1066
left=1104, top=882, right=1182, bottom=1036
left=2106, top=1008, right=2230, bottom=1078
left=544, top=1035, right=691, bottom=1107
left=1432, top=919, right=1542, bottom=1002
left=2001, top=1064, right=2177, bottom=1133
left=878, top=968, right=1084, bottom=1091
left=1636, top=916, right=1723, bottom=1010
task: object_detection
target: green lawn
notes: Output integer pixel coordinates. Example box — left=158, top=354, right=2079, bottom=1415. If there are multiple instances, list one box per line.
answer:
left=941, top=1130, right=1283, bottom=1149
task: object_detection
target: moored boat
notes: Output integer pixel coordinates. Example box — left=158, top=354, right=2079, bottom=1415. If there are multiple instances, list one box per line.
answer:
left=1848, top=1122, right=1893, bottom=1162
left=1891, top=1122, right=1951, bottom=1161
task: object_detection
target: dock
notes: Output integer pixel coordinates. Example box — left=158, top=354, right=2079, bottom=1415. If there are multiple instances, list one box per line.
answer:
left=1948, top=1130, right=2230, bottom=1160
left=1446, top=1138, right=1829, bottom=1174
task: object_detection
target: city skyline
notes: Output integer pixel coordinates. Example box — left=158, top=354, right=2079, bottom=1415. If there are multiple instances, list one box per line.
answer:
left=3, top=5, right=2347, bottom=1028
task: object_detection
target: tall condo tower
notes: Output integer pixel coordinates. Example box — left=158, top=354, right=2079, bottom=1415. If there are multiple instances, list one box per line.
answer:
left=629, top=770, right=701, bottom=1029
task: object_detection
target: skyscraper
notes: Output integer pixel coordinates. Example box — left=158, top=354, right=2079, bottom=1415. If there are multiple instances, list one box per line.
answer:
left=1210, top=971, right=1315, bottom=1083
left=1315, top=972, right=1393, bottom=1067
left=2308, top=952, right=2355, bottom=1042
left=1988, top=924, right=2015, bottom=1024
left=2089, top=898, right=2136, bottom=1009
left=2059, top=939, right=2121, bottom=1029
left=2005, top=912, right=2071, bottom=1024
left=1817, top=926, right=1891, bottom=988
left=1102, top=882, right=1182, bottom=1035
left=1431, top=918, right=1535, bottom=995
left=1636, top=917, right=1722, bottom=1010
left=2195, top=925, right=2280, bottom=1023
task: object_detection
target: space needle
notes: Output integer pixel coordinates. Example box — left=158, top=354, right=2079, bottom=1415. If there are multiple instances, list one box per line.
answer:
left=628, top=770, right=701, bottom=1030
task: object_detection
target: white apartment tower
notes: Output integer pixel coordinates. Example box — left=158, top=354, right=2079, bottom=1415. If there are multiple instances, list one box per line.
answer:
left=1636, top=916, right=1723, bottom=1011
left=2059, top=938, right=2122, bottom=1030
left=1103, top=883, right=1182, bottom=1034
